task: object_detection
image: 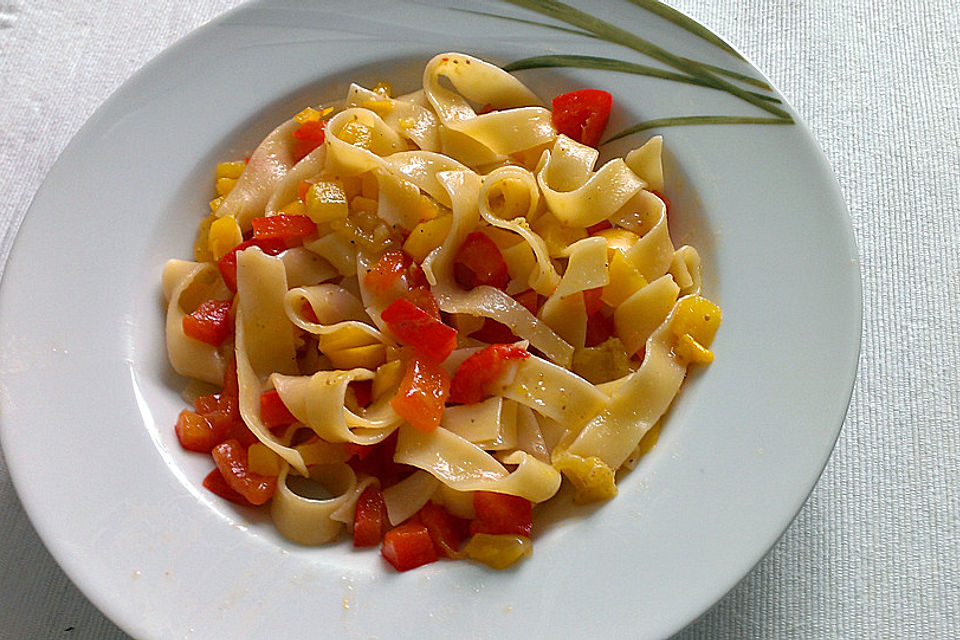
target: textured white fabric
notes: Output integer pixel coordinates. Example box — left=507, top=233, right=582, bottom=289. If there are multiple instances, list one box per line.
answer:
left=1, top=1, right=957, bottom=638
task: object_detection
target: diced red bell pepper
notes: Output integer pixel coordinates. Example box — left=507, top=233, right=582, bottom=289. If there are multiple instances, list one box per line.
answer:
left=292, top=119, right=326, bottom=161
left=251, top=214, right=317, bottom=247
left=203, top=359, right=258, bottom=447
left=403, top=286, right=441, bottom=320
left=582, top=287, right=605, bottom=317
left=218, top=237, right=287, bottom=292
left=513, top=289, right=541, bottom=315
left=347, top=431, right=411, bottom=488
left=449, top=344, right=530, bottom=405
left=418, top=501, right=467, bottom=558
left=551, top=89, right=613, bottom=148
left=364, top=250, right=412, bottom=297
left=391, top=348, right=450, bottom=433
left=381, top=298, right=458, bottom=363
left=470, top=491, right=533, bottom=537
left=453, top=232, right=510, bottom=291
left=381, top=521, right=438, bottom=571
left=174, top=409, right=227, bottom=453
left=259, top=389, right=297, bottom=429
left=211, top=439, right=277, bottom=506
left=345, top=442, right=375, bottom=460
left=182, top=299, right=233, bottom=346
left=354, top=486, right=389, bottom=547
left=202, top=467, right=254, bottom=507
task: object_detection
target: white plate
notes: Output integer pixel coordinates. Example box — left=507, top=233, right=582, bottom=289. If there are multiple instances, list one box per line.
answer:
left=0, top=1, right=860, bottom=638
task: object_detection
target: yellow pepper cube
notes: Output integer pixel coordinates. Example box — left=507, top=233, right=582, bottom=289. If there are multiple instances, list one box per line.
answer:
left=596, top=227, right=640, bottom=256
left=339, top=120, right=373, bottom=149
left=326, top=343, right=387, bottom=370
left=671, top=295, right=722, bottom=347
left=294, top=106, right=323, bottom=124
left=207, top=215, right=243, bottom=261
left=373, top=81, right=393, bottom=97
left=674, top=332, right=714, bottom=364
left=305, top=180, right=349, bottom=224
left=216, top=161, right=246, bottom=179
left=403, top=215, right=452, bottom=262
left=601, top=251, right=648, bottom=308
left=279, top=200, right=307, bottom=216
left=215, top=177, right=237, bottom=197
left=208, top=196, right=224, bottom=212
left=317, top=326, right=376, bottom=352
left=350, top=196, right=378, bottom=216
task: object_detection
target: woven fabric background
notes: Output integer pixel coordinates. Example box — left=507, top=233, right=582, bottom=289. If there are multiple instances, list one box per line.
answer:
left=1, top=1, right=957, bottom=638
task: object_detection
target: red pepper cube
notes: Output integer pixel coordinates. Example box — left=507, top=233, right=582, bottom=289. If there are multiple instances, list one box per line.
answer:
left=470, top=491, right=533, bottom=537
left=381, top=521, right=439, bottom=571
left=390, top=349, right=450, bottom=433
left=211, top=439, right=277, bottom=506
left=218, top=237, right=287, bottom=292
left=354, top=486, right=388, bottom=547
left=182, top=299, right=233, bottom=346
left=251, top=214, right=317, bottom=247
left=551, top=89, right=613, bottom=148
left=202, top=467, right=255, bottom=507
left=418, top=501, right=467, bottom=558
left=449, top=344, right=530, bottom=405
left=381, top=298, right=457, bottom=364
left=364, top=250, right=412, bottom=297
left=174, top=409, right=226, bottom=453
left=259, top=389, right=297, bottom=429
left=452, top=232, right=510, bottom=291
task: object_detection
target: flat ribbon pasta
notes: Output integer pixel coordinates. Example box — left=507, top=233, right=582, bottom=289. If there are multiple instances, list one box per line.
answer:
left=162, top=260, right=229, bottom=385
left=394, top=425, right=561, bottom=503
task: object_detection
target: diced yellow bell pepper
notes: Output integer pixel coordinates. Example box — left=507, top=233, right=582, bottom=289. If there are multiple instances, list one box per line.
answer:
left=305, top=180, right=349, bottom=224
left=247, top=443, right=282, bottom=476
left=596, top=228, right=639, bottom=256
left=373, top=81, right=392, bottom=97
left=325, top=343, right=386, bottom=370
left=361, top=172, right=379, bottom=200
left=339, top=120, right=373, bottom=149
left=279, top=200, right=307, bottom=216
left=296, top=439, right=350, bottom=466
left=462, top=534, right=532, bottom=570
left=362, top=99, right=393, bottom=117
left=207, top=215, right=243, bottom=261
left=403, top=215, right=452, bottom=262
left=372, top=360, right=403, bottom=400
left=552, top=450, right=618, bottom=503
left=208, top=196, right=224, bottom=213
left=350, top=196, right=378, bottom=216
left=670, top=295, right=722, bottom=347
left=601, top=251, right=647, bottom=308
left=294, top=106, right=323, bottom=124
left=193, top=214, right=216, bottom=262
left=215, top=177, right=237, bottom=197
left=216, top=161, right=246, bottom=180
left=317, top=326, right=377, bottom=352
left=674, top=333, right=714, bottom=364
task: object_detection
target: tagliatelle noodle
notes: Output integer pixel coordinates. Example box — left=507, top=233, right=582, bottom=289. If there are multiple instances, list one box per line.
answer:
left=271, top=463, right=372, bottom=544
left=216, top=118, right=301, bottom=231
left=162, top=260, right=229, bottom=385
left=346, top=84, right=442, bottom=153
left=536, top=135, right=647, bottom=227
left=383, top=470, right=441, bottom=526
left=394, top=425, right=561, bottom=503
left=264, top=144, right=328, bottom=217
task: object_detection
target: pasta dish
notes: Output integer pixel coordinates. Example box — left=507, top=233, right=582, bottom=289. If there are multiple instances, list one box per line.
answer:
left=162, top=52, right=721, bottom=571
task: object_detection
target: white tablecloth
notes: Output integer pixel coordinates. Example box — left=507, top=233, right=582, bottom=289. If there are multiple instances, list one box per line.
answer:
left=1, top=1, right=957, bottom=638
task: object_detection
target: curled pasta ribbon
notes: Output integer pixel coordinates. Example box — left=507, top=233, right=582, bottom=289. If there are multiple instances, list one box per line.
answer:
left=216, top=118, right=301, bottom=231
left=162, top=260, right=229, bottom=385
left=346, top=84, right=441, bottom=152
left=325, top=107, right=408, bottom=176
left=271, top=368, right=401, bottom=445
left=501, top=355, right=607, bottom=430
left=383, top=470, right=440, bottom=526
left=234, top=248, right=305, bottom=473
left=423, top=52, right=556, bottom=157
left=394, top=425, right=562, bottom=504
left=536, top=135, right=647, bottom=228
left=284, top=284, right=390, bottom=345
left=539, top=236, right=611, bottom=347
left=670, top=245, right=703, bottom=295
left=478, top=165, right=560, bottom=295
left=271, top=463, right=376, bottom=545
left=624, top=207, right=675, bottom=282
